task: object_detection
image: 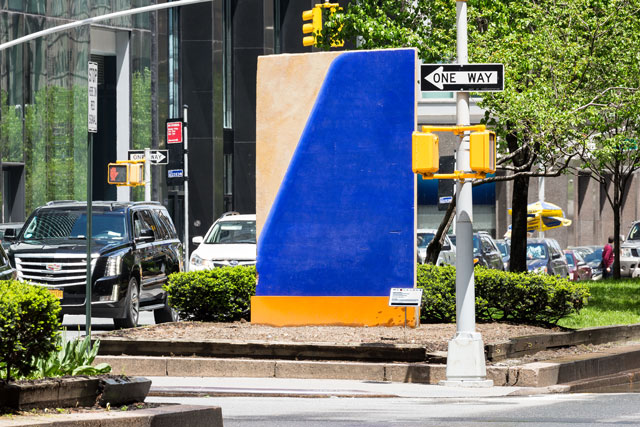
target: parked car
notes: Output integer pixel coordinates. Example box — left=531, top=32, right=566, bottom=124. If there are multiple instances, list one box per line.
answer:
left=564, top=249, right=593, bottom=281
left=569, top=246, right=603, bottom=280
left=417, top=229, right=456, bottom=266
left=0, top=222, right=23, bottom=250
left=526, top=238, right=569, bottom=277
left=190, top=212, right=256, bottom=271
left=0, top=244, right=15, bottom=280
left=621, top=221, right=640, bottom=277
left=473, top=232, right=505, bottom=270
left=7, top=201, right=182, bottom=328
left=495, top=239, right=511, bottom=270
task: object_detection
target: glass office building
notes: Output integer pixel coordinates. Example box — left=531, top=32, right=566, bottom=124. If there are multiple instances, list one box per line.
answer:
left=0, top=1, right=167, bottom=223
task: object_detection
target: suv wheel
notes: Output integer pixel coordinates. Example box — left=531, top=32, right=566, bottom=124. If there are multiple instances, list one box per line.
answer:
left=114, top=277, right=139, bottom=329
left=154, top=298, right=180, bottom=323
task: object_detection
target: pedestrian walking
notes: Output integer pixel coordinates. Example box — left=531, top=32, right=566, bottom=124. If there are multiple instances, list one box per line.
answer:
left=602, top=236, right=614, bottom=279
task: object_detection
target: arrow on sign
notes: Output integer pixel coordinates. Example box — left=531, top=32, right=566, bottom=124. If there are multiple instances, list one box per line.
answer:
left=420, top=64, right=504, bottom=92
left=425, top=66, right=498, bottom=90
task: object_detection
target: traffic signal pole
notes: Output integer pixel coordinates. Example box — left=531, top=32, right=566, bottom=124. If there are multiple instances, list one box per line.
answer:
left=441, top=0, right=492, bottom=387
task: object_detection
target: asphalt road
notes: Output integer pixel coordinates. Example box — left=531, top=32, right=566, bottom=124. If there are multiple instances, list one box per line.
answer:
left=148, top=392, right=640, bottom=426
left=60, top=312, right=155, bottom=340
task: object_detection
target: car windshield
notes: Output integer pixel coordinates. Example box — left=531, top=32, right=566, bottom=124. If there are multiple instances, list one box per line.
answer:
left=417, top=233, right=435, bottom=248
left=205, top=220, right=256, bottom=244
left=22, top=210, right=127, bottom=242
left=473, top=236, right=481, bottom=255
left=526, top=243, right=548, bottom=260
left=583, top=248, right=603, bottom=264
left=628, top=224, right=640, bottom=241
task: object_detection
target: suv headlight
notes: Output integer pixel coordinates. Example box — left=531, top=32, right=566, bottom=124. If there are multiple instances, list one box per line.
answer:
left=105, top=254, right=123, bottom=276
left=622, top=248, right=632, bottom=258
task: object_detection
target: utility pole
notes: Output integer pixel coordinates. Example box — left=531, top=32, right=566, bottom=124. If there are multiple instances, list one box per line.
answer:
left=441, top=0, right=493, bottom=387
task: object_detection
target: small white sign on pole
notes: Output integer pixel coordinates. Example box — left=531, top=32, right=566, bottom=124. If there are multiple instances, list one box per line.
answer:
left=88, top=61, right=98, bottom=133
left=388, top=288, right=423, bottom=307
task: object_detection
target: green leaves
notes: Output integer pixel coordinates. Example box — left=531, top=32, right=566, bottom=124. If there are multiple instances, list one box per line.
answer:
left=165, top=266, right=257, bottom=322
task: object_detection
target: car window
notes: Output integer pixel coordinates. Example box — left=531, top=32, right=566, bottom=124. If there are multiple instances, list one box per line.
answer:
left=565, top=253, right=575, bottom=267
left=473, top=236, right=481, bottom=255
left=527, top=243, right=548, bottom=260
left=205, top=220, right=256, bottom=244
left=496, top=242, right=509, bottom=257
left=152, top=210, right=170, bottom=240
left=133, top=210, right=157, bottom=240
left=156, top=209, right=178, bottom=239
left=481, top=236, right=495, bottom=253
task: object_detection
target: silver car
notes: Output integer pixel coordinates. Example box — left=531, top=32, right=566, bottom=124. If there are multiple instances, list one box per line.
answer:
left=621, top=222, right=640, bottom=277
left=417, top=229, right=456, bottom=266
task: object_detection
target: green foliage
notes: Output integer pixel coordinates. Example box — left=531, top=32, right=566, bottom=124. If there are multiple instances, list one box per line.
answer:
left=416, top=265, right=590, bottom=325
left=558, top=278, right=640, bottom=329
left=28, top=335, right=111, bottom=379
left=165, top=266, right=257, bottom=322
left=131, top=67, right=152, bottom=202
left=0, top=280, right=61, bottom=381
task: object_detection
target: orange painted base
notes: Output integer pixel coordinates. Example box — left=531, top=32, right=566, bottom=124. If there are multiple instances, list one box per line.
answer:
left=250, top=296, right=418, bottom=327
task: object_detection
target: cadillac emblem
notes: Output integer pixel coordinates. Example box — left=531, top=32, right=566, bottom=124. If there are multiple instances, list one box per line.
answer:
left=46, top=263, right=62, bottom=272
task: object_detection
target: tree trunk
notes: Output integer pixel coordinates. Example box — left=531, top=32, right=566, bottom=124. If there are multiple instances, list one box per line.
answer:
left=613, top=171, right=621, bottom=279
left=509, top=174, right=531, bottom=272
left=425, top=197, right=456, bottom=264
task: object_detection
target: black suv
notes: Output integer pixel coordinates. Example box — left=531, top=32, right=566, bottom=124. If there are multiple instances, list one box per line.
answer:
left=7, top=201, right=183, bottom=328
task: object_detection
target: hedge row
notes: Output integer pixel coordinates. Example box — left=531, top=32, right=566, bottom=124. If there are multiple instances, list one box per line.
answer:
left=165, top=264, right=589, bottom=326
left=418, top=264, right=590, bottom=325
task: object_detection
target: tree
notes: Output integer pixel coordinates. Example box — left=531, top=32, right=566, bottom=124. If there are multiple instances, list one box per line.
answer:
left=319, top=0, right=639, bottom=272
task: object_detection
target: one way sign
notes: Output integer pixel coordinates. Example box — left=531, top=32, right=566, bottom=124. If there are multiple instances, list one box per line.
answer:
left=128, top=149, right=169, bottom=165
left=421, top=64, right=504, bottom=92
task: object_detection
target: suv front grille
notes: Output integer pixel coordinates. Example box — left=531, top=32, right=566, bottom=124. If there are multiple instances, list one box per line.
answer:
left=15, top=253, right=98, bottom=288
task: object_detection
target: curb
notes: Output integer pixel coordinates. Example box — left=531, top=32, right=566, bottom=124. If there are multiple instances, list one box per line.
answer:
left=95, top=343, right=640, bottom=388
left=0, top=404, right=222, bottom=427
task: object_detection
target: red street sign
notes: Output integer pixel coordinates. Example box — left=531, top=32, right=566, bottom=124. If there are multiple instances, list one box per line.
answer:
left=167, top=121, right=183, bottom=144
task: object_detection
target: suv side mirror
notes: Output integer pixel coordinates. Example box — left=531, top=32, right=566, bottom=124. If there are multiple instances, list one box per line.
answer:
left=136, top=228, right=155, bottom=242
left=442, top=243, right=451, bottom=251
left=192, top=236, right=204, bottom=245
left=3, top=228, right=17, bottom=242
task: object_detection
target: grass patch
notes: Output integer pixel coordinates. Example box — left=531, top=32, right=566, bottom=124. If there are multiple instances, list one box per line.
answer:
left=558, top=278, right=640, bottom=329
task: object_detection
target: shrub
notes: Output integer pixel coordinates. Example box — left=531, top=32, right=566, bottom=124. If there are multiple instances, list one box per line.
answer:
left=417, top=265, right=590, bottom=325
left=0, top=280, right=61, bottom=381
left=30, top=335, right=111, bottom=379
left=165, top=266, right=257, bottom=321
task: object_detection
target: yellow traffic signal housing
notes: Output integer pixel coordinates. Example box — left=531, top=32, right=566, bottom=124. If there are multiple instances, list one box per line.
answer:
left=107, top=161, right=144, bottom=186
left=412, top=132, right=439, bottom=175
left=470, top=130, right=496, bottom=174
left=302, top=6, right=322, bottom=47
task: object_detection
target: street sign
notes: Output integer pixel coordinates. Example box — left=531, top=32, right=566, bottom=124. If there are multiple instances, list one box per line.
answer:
left=128, top=149, right=169, bottom=165
left=421, top=64, right=503, bottom=92
left=88, top=61, right=98, bottom=133
left=168, top=169, right=184, bottom=178
left=388, top=288, right=424, bottom=307
left=167, top=121, right=183, bottom=144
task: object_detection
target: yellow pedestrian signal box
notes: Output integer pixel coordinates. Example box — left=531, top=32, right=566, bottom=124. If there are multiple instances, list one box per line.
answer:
left=412, top=132, right=439, bottom=175
left=469, top=130, right=496, bottom=174
left=107, top=161, right=144, bottom=186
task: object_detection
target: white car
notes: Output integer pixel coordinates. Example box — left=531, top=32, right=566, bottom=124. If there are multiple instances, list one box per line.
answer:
left=417, top=229, right=456, bottom=266
left=189, top=213, right=256, bottom=271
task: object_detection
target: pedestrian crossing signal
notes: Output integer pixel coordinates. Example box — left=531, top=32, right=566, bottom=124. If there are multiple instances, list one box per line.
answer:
left=107, top=161, right=144, bottom=186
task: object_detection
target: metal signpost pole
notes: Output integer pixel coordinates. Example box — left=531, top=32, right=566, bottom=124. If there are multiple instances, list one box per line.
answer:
left=145, top=147, right=151, bottom=201
left=86, top=61, right=98, bottom=339
left=442, top=0, right=492, bottom=386
left=183, top=105, right=190, bottom=271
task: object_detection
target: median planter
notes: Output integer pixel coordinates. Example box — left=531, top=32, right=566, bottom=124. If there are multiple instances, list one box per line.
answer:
left=0, top=375, right=151, bottom=411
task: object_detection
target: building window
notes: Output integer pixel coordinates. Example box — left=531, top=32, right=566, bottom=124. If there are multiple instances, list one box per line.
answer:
left=223, top=0, right=232, bottom=129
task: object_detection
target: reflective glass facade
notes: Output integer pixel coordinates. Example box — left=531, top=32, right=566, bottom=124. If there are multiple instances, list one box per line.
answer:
left=0, top=1, right=163, bottom=221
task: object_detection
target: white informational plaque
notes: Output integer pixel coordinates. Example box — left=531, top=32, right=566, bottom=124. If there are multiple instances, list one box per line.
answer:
left=388, top=288, right=423, bottom=307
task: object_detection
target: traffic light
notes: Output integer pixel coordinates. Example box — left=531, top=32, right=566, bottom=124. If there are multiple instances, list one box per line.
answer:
left=412, top=132, right=439, bottom=175
left=302, top=3, right=343, bottom=47
left=302, top=6, right=322, bottom=47
left=469, top=130, right=496, bottom=174
left=107, top=161, right=144, bottom=186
